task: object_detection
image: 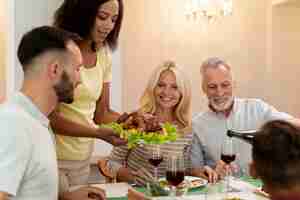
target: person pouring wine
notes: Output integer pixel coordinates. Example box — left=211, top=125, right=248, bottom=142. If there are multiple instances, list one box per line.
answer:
left=250, top=120, right=300, bottom=200
left=190, top=57, right=298, bottom=180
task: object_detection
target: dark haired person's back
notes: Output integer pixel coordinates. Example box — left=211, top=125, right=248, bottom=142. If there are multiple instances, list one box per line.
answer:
left=251, top=120, right=300, bottom=200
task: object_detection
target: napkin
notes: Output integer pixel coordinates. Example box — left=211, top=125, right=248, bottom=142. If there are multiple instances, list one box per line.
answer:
left=91, top=182, right=130, bottom=198
left=229, top=177, right=257, bottom=191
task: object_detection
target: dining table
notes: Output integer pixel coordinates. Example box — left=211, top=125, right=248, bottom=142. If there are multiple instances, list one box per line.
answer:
left=87, top=176, right=269, bottom=200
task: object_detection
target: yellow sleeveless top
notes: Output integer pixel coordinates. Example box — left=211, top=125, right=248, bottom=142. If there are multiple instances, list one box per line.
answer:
left=56, top=45, right=112, bottom=161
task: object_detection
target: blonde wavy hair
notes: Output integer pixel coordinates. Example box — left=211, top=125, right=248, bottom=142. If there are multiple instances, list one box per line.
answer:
left=139, top=61, right=191, bottom=127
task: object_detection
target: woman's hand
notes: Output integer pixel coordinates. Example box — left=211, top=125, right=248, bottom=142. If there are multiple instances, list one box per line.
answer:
left=97, top=127, right=127, bottom=146
left=115, top=167, right=135, bottom=183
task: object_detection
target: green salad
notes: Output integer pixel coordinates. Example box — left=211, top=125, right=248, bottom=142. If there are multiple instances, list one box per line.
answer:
left=101, top=122, right=177, bottom=148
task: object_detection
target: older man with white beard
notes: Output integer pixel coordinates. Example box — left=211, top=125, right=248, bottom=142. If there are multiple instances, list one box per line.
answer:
left=190, top=57, right=294, bottom=182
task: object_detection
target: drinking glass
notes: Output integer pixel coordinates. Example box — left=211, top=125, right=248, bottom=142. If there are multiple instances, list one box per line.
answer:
left=221, top=136, right=236, bottom=194
left=166, top=154, right=185, bottom=197
left=147, top=144, right=163, bottom=182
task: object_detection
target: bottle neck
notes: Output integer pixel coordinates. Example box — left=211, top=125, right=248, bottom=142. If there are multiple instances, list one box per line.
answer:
left=227, top=130, right=256, bottom=144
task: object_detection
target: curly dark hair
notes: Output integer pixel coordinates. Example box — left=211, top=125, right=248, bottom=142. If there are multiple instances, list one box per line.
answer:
left=54, top=0, right=123, bottom=51
left=252, top=120, right=300, bottom=190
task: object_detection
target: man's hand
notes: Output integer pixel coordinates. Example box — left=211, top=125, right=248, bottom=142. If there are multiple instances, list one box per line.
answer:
left=97, top=127, right=127, bottom=146
left=215, top=160, right=239, bottom=179
left=191, top=166, right=218, bottom=184
left=215, top=160, right=227, bottom=179
left=61, top=186, right=106, bottom=200
left=203, top=165, right=219, bottom=183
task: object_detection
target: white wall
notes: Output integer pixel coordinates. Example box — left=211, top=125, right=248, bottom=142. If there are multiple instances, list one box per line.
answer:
left=14, top=0, right=63, bottom=90
left=0, top=0, right=8, bottom=102
left=121, top=0, right=269, bottom=114
left=5, top=0, right=15, bottom=99
left=268, top=3, right=300, bottom=116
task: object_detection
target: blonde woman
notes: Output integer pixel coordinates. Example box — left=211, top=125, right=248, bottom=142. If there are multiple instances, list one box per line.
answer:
left=107, top=61, right=216, bottom=185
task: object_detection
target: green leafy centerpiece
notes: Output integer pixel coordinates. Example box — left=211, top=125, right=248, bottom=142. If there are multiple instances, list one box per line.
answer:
left=101, top=122, right=177, bottom=149
left=101, top=112, right=178, bottom=149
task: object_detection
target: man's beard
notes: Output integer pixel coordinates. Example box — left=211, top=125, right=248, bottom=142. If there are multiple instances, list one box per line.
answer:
left=209, top=96, right=234, bottom=112
left=53, top=71, right=75, bottom=104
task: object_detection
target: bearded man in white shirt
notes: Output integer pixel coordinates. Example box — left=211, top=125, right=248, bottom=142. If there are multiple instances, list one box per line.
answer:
left=0, top=26, right=106, bottom=200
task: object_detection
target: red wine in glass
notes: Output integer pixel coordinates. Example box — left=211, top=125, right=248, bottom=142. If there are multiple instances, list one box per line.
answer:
left=166, top=170, right=185, bottom=187
left=166, top=155, right=185, bottom=196
left=148, top=156, right=163, bottom=167
left=147, top=144, right=162, bottom=181
left=221, top=154, right=236, bottom=164
left=221, top=137, right=236, bottom=194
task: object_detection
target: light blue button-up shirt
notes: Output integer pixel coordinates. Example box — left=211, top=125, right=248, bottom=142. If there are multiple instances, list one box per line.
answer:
left=0, top=92, right=58, bottom=200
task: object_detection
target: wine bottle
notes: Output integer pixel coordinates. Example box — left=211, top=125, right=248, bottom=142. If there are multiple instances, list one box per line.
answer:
left=226, top=129, right=256, bottom=144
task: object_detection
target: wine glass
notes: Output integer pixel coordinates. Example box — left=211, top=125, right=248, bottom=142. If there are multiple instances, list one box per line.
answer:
left=147, top=144, right=163, bottom=182
left=166, top=154, right=185, bottom=197
left=221, top=136, right=236, bottom=194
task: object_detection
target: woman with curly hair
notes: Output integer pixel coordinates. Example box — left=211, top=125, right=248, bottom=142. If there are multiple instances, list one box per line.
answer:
left=50, top=0, right=125, bottom=194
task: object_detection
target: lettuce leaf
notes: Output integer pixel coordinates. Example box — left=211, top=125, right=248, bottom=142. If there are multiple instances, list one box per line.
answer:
left=100, top=122, right=178, bottom=149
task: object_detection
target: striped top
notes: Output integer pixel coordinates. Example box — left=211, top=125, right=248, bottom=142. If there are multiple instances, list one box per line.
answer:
left=108, top=127, right=193, bottom=185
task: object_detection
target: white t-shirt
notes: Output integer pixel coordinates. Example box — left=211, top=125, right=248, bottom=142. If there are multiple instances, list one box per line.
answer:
left=0, top=93, right=58, bottom=200
left=191, top=98, right=293, bottom=173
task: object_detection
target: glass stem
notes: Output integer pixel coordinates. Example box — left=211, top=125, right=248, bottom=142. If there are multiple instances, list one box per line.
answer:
left=226, top=165, right=230, bottom=195
left=154, top=167, right=158, bottom=182
left=113, top=175, right=117, bottom=183
left=171, top=185, right=176, bottom=197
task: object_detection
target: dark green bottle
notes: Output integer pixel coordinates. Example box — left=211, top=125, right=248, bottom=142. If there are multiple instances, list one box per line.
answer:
left=227, top=130, right=256, bottom=144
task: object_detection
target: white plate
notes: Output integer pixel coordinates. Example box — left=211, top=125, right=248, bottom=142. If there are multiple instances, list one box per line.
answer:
left=159, top=176, right=208, bottom=189
left=185, top=176, right=208, bottom=188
